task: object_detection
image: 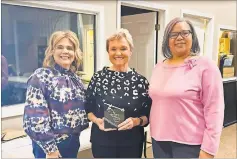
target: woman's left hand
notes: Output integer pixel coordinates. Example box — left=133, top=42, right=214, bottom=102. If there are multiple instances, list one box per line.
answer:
left=118, top=117, right=138, bottom=131
left=199, top=150, right=214, bottom=158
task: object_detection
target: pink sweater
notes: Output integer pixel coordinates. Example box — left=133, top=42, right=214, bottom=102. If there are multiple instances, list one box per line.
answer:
left=149, top=56, right=224, bottom=155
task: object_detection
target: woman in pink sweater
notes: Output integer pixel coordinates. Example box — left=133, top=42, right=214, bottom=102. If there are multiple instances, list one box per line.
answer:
left=149, top=17, right=224, bottom=158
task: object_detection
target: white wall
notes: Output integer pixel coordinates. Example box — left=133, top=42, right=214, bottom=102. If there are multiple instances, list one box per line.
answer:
left=91, top=0, right=236, bottom=64
left=140, top=1, right=237, bottom=62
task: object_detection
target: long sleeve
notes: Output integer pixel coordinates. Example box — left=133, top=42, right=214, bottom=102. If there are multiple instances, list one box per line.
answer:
left=85, top=73, right=98, bottom=114
left=200, top=63, right=224, bottom=155
left=139, top=78, right=152, bottom=124
left=23, top=74, right=58, bottom=154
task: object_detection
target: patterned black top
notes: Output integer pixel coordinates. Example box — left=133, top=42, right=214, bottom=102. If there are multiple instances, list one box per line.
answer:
left=23, top=64, right=89, bottom=154
left=85, top=67, right=152, bottom=146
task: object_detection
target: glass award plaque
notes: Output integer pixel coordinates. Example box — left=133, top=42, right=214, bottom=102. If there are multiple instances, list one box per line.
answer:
left=104, top=103, right=125, bottom=129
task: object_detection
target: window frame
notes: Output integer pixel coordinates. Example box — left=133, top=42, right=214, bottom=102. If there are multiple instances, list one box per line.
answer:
left=1, top=0, right=105, bottom=118
left=216, top=25, right=237, bottom=64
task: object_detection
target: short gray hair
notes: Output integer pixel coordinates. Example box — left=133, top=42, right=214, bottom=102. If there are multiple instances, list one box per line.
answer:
left=106, top=28, right=134, bottom=52
left=162, top=17, right=200, bottom=58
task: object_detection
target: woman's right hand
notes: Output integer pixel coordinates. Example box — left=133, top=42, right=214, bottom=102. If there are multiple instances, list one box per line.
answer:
left=95, top=117, right=116, bottom=131
left=46, top=150, right=61, bottom=158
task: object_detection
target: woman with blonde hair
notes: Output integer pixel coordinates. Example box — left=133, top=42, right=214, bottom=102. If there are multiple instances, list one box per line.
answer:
left=85, top=28, right=152, bottom=158
left=23, top=30, right=89, bottom=158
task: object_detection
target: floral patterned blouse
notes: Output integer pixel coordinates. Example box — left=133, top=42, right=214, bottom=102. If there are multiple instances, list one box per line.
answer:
left=85, top=67, right=152, bottom=146
left=23, top=64, right=89, bottom=154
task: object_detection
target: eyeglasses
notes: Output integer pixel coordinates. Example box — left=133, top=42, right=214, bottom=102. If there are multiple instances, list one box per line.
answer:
left=169, top=30, right=192, bottom=39
left=55, top=45, right=74, bottom=52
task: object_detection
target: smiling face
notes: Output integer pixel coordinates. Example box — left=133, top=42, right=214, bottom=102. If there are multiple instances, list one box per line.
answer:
left=108, top=37, right=132, bottom=69
left=53, top=37, right=75, bottom=69
left=168, top=22, right=192, bottom=58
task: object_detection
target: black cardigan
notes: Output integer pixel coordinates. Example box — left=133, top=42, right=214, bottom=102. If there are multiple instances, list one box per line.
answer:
left=85, top=67, right=152, bottom=146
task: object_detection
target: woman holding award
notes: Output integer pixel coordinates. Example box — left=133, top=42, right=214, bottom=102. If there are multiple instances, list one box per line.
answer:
left=85, top=28, right=152, bottom=158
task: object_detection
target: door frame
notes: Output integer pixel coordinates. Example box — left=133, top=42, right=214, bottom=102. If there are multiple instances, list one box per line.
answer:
left=180, top=9, right=214, bottom=60
left=216, top=25, right=236, bottom=63
left=117, top=0, right=169, bottom=63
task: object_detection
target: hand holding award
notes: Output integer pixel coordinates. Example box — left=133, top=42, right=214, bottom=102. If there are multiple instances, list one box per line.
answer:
left=104, top=103, right=125, bottom=129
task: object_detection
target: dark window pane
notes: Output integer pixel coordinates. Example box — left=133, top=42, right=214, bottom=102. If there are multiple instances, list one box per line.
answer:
left=1, top=4, right=96, bottom=106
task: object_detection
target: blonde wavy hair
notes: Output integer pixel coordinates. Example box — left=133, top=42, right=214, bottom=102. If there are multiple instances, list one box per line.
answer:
left=106, top=28, right=134, bottom=52
left=43, top=30, right=82, bottom=72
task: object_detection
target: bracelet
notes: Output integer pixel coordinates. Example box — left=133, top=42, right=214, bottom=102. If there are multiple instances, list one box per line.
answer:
left=138, top=117, right=143, bottom=126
